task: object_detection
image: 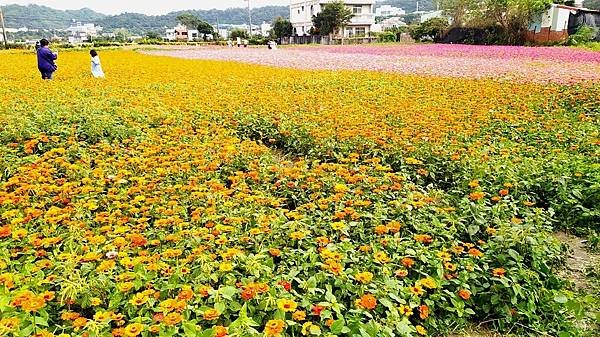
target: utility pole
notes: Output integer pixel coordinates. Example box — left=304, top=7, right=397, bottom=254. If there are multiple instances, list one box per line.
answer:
left=245, top=0, right=252, bottom=36
left=0, top=4, right=8, bottom=49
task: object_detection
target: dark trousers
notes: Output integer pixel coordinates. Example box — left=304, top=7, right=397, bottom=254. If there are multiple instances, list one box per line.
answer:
left=39, top=70, right=54, bottom=80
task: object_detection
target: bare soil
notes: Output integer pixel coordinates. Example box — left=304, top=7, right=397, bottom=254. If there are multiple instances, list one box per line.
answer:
left=555, top=231, right=599, bottom=291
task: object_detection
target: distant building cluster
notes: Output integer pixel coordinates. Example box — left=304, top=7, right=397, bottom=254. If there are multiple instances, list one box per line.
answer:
left=67, top=21, right=102, bottom=44
left=375, top=5, right=405, bottom=17
left=164, top=21, right=273, bottom=41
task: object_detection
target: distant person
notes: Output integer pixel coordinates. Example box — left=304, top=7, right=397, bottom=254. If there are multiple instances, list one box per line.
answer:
left=36, top=39, right=58, bottom=80
left=227, top=39, right=233, bottom=48
left=236, top=37, right=242, bottom=47
left=243, top=39, right=249, bottom=48
left=90, top=49, right=105, bottom=78
left=267, top=40, right=277, bottom=50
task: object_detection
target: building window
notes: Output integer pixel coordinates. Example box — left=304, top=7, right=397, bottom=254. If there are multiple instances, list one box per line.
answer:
left=301, top=6, right=304, bottom=11
left=345, top=27, right=354, bottom=37
left=353, top=5, right=362, bottom=14
left=310, top=5, right=314, bottom=16
left=355, top=27, right=366, bottom=36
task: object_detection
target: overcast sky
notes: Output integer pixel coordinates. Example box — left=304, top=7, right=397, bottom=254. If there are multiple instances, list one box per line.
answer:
left=5, top=0, right=290, bottom=15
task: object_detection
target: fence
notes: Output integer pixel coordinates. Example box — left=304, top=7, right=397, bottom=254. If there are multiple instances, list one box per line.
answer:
left=280, top=35, right=378, bottom=45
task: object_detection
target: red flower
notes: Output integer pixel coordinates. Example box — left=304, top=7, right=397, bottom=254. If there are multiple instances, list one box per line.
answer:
left=311, top=305, right=325, bottom=316
left=278, top=280, right=292, bottom=292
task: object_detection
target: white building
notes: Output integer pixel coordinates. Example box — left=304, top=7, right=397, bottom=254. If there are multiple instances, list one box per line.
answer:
left=260, top=22, right=273, bottom=37
left=217, top=28, right=229, bottom=39
left=165, top=28, right=176, bottom=41
left=290, top=0, right=376, bottom=37
left=380, top=17, right=407, bottom=30
left=375, top=5, right=405, bottom=17
left=67, top=22, right=102, bottom=43
left=165, top=24, right=199, bottom=41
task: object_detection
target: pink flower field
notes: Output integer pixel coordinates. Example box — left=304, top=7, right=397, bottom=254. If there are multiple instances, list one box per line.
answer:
left=146, top=44, right=600, bottom=84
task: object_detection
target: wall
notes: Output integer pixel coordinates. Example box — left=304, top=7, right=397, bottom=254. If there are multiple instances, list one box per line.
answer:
left=526, top=5, right=571, bottom=43
left=525, top=27, right=569, bottom=43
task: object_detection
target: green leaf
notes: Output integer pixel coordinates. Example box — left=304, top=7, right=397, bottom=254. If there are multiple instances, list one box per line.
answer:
left=200, top=328, right=216, bottom=337
left=379, top=298, right=394, bottom=309
left=331, top=319, right=346, bottom=334
left=34, top=316, right=49, bottom=327
left=182, top=322, right=199, bottom=337
left=215, top=302, right=226, bottom=313
left=554, top=294, right=568, bottom=304
left=220, top=286, right=237, bottom=300
left=467, top=224, right=479, bottom=236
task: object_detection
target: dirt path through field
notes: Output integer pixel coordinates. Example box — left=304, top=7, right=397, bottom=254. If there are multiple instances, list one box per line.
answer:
left=556, top=231, right=599, bottom=291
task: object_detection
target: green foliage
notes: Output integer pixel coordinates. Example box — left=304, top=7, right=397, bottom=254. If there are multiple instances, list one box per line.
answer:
left=2, top=4, right=289, bottom=34
left=177, top=13, right=215, bottom=41
left=1, top=4, right=105, bottom=30
left=113, top=28, right=131, bottom=43
left=177, top=13, right=202, bottom=29
left=249, top=36, right=268, bottom=45
left=409, top=18, right=449, bottom=41
left=376, top=31, right=398, bottom=42
left=197, top=21, right=215, bottom=39
left=230, top=28, right=249, bottom=40
left=441, top=0, right=553, bottom=44
left=272, top=17, right=293, bottom=39
left=312, top=1, right=354, bottom=36
left=568, top=25, right=599, bottom=45
left=583, top=0, right=600, bottom=9
left=145, top=31, right=162, bottom=40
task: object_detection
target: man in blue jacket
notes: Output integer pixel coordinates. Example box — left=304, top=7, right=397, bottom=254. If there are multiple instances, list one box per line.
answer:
left=36, top=39, right=58, bottom=80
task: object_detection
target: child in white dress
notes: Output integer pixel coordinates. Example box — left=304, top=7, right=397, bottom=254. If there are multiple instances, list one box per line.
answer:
left=90, top=50, right=105, bottom=78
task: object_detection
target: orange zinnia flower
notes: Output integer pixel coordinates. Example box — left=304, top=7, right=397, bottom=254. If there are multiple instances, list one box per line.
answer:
left=203, top=309, right=220, bottom=320
left=264, top=319, right=285, bottom=336
left=458, top=289, right=472, bottom=300
left=492, top=268, right=506, bottom=277
left=418, top=305, right=429, bottom=319
left=355, top=294, right=377, bottom=310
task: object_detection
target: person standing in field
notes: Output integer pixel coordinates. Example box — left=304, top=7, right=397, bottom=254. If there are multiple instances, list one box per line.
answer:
left=90, top=49, right=105, bottom=78
left=36, top=39, right=58, bottom=80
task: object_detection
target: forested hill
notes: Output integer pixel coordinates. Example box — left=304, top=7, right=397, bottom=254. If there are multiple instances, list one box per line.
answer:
left=1, top=4, right=289, bottom=32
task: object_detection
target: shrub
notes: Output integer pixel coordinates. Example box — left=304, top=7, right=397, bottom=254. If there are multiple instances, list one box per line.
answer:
left=409, top=18, right=450, bottom=42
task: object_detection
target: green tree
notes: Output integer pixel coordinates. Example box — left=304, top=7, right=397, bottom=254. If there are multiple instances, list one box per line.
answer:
left=197, top=20, right=215, bottom=41
left=230, top=28, right=249, bottom=39
left=312, top=1, right=354, bottom=37
left=177, top=13, right=202, bottom=29
left=441, top=0, right=552, bottom=44
left=409, top=17, right=449, bottom=41
left=272, top=17, right=293, bottom=39
left=442, top=0, right=475, bottom=26
left=146, top=31, right=161, bottom=39
left=584, top=0, right=600, bottom=9
left=114, top=28, right=130, bottom=42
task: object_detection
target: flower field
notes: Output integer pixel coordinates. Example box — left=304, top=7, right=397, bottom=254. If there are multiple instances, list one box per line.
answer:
left=147, top=44, right=600, bottom=83
left=0, top=49, right=599, bottom=337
